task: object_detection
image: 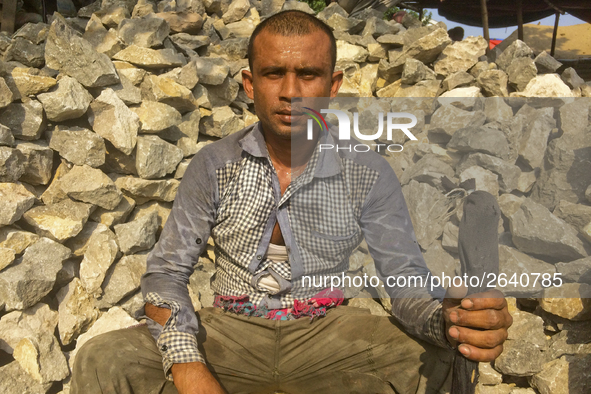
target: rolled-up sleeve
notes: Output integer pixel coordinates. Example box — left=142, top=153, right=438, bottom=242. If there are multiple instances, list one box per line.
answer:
left=359, top=160, right=450, bottom=349
left=141, top=150, right=217, bottom=379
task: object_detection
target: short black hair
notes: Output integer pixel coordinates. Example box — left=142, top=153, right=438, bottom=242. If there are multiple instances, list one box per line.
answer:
left=247, top=10, right=337, bottom=72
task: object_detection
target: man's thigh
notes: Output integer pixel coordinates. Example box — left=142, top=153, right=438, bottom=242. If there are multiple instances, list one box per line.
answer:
left=197, top=307, right=280, bottom=393
left=71, top=325, right=177, bottom=394
left=72, top=307, right=452, bottom=394
left=276, top=305, right=453, bottom=394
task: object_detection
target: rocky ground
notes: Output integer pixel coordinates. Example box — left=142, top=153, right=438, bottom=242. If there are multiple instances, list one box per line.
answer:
left=0, top=0, right=590, bottom=393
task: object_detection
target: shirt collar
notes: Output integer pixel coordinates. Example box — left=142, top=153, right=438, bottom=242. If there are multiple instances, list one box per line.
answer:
left=238, top=122, right=268, bottom=158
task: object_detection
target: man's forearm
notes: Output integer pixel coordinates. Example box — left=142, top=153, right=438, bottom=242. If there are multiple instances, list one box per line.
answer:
left=146, top=304, right=226, bottom=393
left=145, top=302, right=172, bottom=326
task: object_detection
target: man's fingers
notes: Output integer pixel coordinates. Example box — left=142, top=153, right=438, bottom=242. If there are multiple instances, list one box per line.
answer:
left=456, top=343, right=504, bottom=363
left=448, top=325, right=508, bottom=349
left=447, top=308, right=512, bottom=330
left=443, top=287, right=504, bottom=310
left=442, top=283, right=468, bottom=310
left=461, top=290, right=507, bottom=311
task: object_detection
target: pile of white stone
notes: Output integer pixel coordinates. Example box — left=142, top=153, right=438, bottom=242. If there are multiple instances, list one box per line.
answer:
left=0, top=0, right=590, bottom=392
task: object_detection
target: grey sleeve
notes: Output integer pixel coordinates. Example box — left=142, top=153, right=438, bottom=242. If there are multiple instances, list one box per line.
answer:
left=359, top=160, right=450, bottom=348
left=140, top=150, right=217, bottom=378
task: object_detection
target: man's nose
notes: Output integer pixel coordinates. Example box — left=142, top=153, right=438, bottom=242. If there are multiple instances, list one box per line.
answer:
left=279, top=73, right=301, bottom=99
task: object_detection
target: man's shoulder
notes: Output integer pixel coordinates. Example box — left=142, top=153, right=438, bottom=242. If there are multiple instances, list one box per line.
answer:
left=181, top=123, right=257, bottom=185
left=199, top=124, right=256, bottom=159
left=190, top=123, right=257, bottom=168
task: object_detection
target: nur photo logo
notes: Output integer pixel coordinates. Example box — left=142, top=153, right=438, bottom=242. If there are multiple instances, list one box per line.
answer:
left=303, top=107, right=418, bottom=153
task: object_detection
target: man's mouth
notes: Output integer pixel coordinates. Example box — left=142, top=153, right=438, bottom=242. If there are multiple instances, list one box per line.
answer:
left=277, top=110, right=302, bottom=116
left=276, top=109, right=304, bottom=124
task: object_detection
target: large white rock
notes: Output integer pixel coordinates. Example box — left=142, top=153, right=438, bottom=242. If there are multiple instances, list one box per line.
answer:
left=459, top=165, right=499, bottom=196
left=22, top=199, right=93, bottom=242
left=0, top=182, right=36, bottom=226
left=88, top=88, right=140, bottom=155
left=13, top=333, right=69, bottom=384
left=509, top=199, right=588, bottom=261
left=0, top=238, right=71, bottom=310
left=141, top=74, right=199, bottom=113
left=113, top=45, right=185, bottom=68
left=113, top=210, right=159, bottom=254
left=80, top=224, right=120, bottom=297
left=10, top=67, right=56, bottom=97
left=58, top=165, right=122, bottom=210
left=222, top=0, right=250, bottom=23
left=136, top=135, right=184, bottom=179
left=15, top=141, right=54, bottom=185
left=56, top=277, right=100, bottom=346
left=336, top=40, right=369, bottom=63
left=0, top=361, right=52, bottom=394
left=89, top=194, right=136, bottom=228
left=0, top=100, right=46, bottom=141
left=0, top=303, right=58, bottom=354
left=118, top=16, right=170, bottom=48
left=428, top=104, right=485, bottom=139
left=401, top=180, right=449, bottom=250
left=199, top=106, right=244, bottom=138
left=0, top=226, right=39, bottom=255
left=439, top=86, right=482, bottom=98
left=520, top=74, right=573, bottom=98
left=47, top=126, right=106, bottom=168
left=113, top=175, right=180, bottom=202
left=100, top=254, right=147, bottom=305
left=45, top=13, right=119, bottom=87
left=37, top=76, right=93, bottom=122
left=132, top=101, right=182, bottom=133
left=433, top=36, right=488, bottom=77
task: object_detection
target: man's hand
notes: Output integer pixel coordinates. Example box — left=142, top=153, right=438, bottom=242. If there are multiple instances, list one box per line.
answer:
left=442, top=288, right=512, bottom=362
left=171, top=362, right=226, bottom=394
left=144, top=304, right=226, bottom=393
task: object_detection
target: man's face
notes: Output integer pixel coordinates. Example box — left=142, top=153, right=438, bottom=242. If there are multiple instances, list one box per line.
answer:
left=242, top=29, right=343, bottom=140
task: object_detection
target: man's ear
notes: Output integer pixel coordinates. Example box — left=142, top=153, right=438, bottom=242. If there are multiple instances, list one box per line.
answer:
left=242, top=69, right=254, bottom=100
left=330, top=70, right=343, bottom=98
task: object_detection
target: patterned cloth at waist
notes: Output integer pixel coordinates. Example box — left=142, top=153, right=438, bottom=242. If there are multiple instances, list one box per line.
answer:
left=213, top=288, right=345, bottom=321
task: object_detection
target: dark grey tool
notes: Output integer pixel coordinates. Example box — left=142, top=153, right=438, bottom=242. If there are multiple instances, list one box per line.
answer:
left=451, top=191, right=500, bottom=394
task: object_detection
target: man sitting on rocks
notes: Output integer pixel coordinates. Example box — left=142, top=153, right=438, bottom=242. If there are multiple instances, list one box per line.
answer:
left=71, top=10, right=512, bottom=394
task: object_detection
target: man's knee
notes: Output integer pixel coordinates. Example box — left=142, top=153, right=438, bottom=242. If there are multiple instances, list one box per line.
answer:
left=71, top=327, right=159, bottom=394
left=73, top=329, right=125, bottom=379
left=72, top=329, right=154, bottom=382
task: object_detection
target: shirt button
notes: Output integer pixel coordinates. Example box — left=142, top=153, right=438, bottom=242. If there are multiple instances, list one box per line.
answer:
left=161, top=345, right=168, bottom=352
left=196, top=238, right=202, bottom=244
left=256, top=255, right=262, bottom=260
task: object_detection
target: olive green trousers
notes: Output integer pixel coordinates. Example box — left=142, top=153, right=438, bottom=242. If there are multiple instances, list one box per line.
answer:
left=71, top=305, right=453, bottom=394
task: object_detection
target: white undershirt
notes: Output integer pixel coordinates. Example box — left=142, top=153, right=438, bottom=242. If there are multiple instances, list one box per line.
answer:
left=257, top=243, right=288, bottom=294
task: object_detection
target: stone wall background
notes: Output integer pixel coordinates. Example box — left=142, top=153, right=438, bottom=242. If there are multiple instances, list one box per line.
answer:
left=0, top=0, right=590, bottom=393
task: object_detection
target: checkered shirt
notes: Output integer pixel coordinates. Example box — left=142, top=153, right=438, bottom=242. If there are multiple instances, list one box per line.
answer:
left=141, top=122, right=449, bottom=381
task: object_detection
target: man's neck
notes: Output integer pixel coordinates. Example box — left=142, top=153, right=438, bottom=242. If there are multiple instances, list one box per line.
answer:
left=263, top=129, right=319, bottom=176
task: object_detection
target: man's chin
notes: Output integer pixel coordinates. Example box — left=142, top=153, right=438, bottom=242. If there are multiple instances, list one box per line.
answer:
left=265, top=122, right=307, bottom=140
